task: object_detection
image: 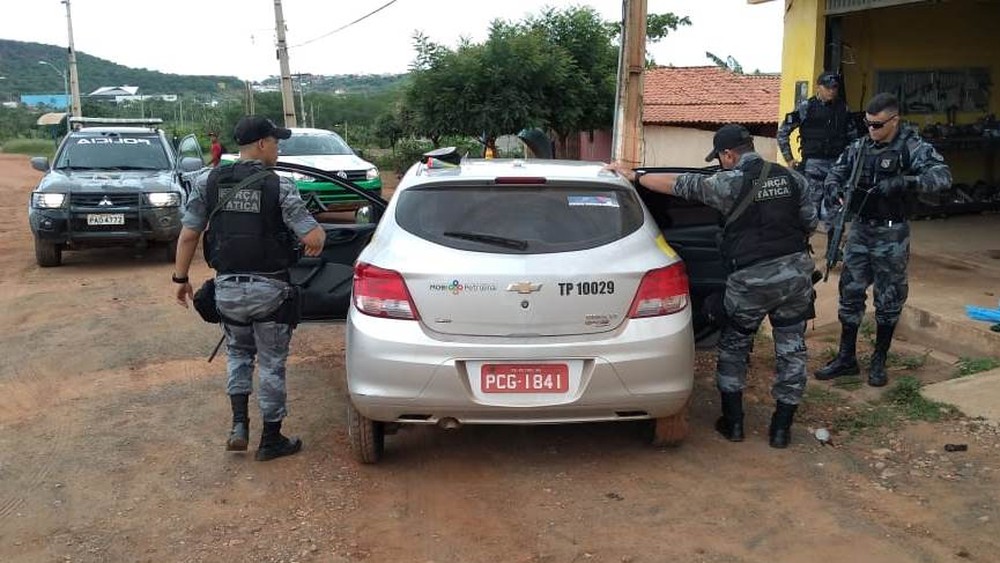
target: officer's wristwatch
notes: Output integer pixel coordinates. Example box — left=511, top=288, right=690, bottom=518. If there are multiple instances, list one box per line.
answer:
left=171, top=273, right=189, bottom=284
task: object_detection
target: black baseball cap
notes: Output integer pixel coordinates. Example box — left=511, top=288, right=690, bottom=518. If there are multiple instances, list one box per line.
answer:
left=705, top=123, right=753, bottom=162
left=817, top=71, right=841, bottom=88
left=233, top=116, right=292, bottom=145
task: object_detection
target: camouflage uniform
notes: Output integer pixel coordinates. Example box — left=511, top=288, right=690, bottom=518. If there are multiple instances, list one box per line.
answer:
left=673, top=152, right=818, bottom=405
left=824, top=126, right=951, bottom=328
left=777, top=97, right=859, bottom=229
left=182, top=163, right=319, bottom=422
left=819, top=124, right=951, bottom=386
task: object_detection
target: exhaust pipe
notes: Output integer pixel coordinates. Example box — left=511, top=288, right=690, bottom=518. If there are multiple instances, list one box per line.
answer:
left=438, top=417, right=461, bottom=430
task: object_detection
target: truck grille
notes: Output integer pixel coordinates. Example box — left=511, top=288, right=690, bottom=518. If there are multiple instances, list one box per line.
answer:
left=327, top=169, right=367, bottom=182
left=71, top=192, right=141, bottom=207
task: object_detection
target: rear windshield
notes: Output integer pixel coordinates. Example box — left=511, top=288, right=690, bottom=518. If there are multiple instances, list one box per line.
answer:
left=395, top=184, right=645, bottom=254
left=55, top=133, right=169, bottom=170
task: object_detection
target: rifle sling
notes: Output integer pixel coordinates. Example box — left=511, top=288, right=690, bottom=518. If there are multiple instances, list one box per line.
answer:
left=725, top=161, right=772, bottom=228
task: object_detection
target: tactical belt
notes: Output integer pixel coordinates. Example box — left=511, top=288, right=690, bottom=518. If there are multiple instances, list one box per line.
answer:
left=218, top=271, right=291, bottom=283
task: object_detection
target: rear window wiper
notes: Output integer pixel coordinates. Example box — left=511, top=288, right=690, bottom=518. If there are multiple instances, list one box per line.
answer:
left=443, top=231, right=528, bottom=250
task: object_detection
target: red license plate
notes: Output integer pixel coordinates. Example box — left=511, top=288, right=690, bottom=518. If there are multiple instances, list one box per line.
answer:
left=481, top=364, right=569, bottom=393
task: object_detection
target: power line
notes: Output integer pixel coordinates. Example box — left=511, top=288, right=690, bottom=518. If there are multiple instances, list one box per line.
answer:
left=290, top=0, right=400, bottom=49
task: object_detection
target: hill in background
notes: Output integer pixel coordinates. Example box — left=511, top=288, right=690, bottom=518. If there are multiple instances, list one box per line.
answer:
left=0, top=38, right=408, bottom=99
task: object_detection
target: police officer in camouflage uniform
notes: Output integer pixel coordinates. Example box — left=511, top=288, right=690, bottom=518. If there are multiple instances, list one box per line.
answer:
left=816, top=93, right=951, bottom=387
left=173, top=116, right=326, bottom=461
left=607, top=124, right=818, bottom=449
left=777, top=71, right=858, bottom=231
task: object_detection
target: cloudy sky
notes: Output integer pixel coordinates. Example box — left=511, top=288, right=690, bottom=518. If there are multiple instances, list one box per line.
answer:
left=3, top=0, right=785, bottom=80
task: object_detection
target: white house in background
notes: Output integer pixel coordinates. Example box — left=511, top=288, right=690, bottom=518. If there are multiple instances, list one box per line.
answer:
left=642, top=66, right=781, bottom=167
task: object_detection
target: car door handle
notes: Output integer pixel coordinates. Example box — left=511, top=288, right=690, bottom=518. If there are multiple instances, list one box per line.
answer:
left=326, top=229, right=359, bottom=244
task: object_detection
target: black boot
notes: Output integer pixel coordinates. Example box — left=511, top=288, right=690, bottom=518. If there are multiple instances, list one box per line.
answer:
left=226, top=394, right=250, bottom=451
left=868, top=323, right=895, bottom=387
left=769, top=402, right=798, bottom=449
left=714, top=391, right=745, bottom=442
left=255, top=420, right=303, bottom=461
left=815, top=323, right=860, bottom=380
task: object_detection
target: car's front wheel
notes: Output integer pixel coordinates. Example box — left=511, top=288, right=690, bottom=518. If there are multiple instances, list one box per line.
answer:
left=34, top=239, right=62, bottom=267
left=649, top=399, right=690, bottom=447
left=347, top=401, right=384, bottom=464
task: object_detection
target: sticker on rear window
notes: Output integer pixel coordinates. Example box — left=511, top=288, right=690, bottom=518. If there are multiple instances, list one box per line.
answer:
left=567, top=194, right=619, bottom=208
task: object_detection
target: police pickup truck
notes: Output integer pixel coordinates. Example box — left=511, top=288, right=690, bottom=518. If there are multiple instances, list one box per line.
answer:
left=28, top=117, right=205, bottom=267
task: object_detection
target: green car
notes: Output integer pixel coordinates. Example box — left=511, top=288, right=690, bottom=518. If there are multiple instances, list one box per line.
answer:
left=222, top=127, right=381, bottom=211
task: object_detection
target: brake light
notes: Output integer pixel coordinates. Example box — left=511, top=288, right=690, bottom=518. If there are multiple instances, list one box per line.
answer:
left=353, top=263, right=420, bottom=320
left=494, top=177, right=547, bottom=185
left=627, top=263, right=689, bottom=318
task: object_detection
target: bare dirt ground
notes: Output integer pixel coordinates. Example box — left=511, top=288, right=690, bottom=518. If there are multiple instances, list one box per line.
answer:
left=1, top=152, right=998, bottom=563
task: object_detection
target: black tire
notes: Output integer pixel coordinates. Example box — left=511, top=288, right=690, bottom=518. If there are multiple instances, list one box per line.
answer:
left=34, top=239, right=62, bottom=267
left=650, top=399, right=690, bottom=448
left=347, top=401, right=384, bottom=464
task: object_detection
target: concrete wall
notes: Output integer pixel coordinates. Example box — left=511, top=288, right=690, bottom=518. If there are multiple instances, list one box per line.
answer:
left=642, top=125, right=778, bottom=167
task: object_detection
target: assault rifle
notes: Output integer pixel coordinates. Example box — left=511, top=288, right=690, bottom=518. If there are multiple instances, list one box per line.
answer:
left=824, top=145, right=866, bottom=281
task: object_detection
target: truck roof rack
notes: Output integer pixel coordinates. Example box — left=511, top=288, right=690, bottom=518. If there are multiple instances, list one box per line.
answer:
left=69, top=117, right=164, bottom=128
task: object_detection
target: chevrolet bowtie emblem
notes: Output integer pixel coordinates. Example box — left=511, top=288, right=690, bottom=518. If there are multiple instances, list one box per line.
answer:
left=506, top=282, right=542, bottom=294
left=98, top=196, right=114, bottom=206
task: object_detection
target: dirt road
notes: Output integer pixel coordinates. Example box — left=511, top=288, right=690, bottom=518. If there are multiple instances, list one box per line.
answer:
left=1, top=152, right=998, bottom=562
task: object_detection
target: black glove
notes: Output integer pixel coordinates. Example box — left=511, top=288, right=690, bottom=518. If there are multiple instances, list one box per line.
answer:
left=876, top=175, right=909, bottom=197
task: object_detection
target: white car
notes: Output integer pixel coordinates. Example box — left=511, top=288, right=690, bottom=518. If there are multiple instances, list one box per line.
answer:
left=344, top=152, right=702, bottom=463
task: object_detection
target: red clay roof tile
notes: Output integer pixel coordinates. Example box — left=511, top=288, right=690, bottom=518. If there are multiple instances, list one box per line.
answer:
left=643, top=66, right=781, bottom=125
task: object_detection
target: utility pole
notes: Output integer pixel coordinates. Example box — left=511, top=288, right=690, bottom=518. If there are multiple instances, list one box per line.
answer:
left=611, top=0, right=647, bottom=167
left=292, top=73, right=308, bottom=125
left=273, top=0, right=297, bottom=127
left=63, top=0, right=82, bottom=120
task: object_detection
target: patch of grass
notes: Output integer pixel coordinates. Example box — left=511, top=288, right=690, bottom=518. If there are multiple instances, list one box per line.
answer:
left=831, top=375, right=863, bottom=391
left=804, top=385, right=841, bottom=406
left=884, top=376, right=957, bottom=422
left=954, top=356, right=1000, bottom=377
left=833, top=404, right=897, bottom=435
left=860, top=319, right=875, bottom=343
left=886, top=350, right=930, bottom=371
left=832, top=376, right=957, bottom=435
left=1, top=138, right=56, bottom=158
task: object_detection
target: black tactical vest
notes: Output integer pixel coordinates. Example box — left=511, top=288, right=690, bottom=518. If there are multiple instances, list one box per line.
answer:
left=850, top=135, right=912, bottom=221
left=203, top=162, right=298, bottom=274
left=800, top=98, right=850, bottom=160
left=722, top=159, right=809, bottom=270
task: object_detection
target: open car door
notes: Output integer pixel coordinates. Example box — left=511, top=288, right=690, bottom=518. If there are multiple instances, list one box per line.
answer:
left=634, top=166, right=728, bottom=346
left=272, top=162, right=389, bottom=322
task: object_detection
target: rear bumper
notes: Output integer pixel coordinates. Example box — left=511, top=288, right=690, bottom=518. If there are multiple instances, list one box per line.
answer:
left=346, top=308, right=695, bottom=424
left=29, top=206, right=182, bottom=246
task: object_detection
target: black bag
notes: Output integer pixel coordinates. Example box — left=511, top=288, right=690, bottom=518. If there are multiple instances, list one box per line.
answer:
left=192, top=279, right=221, bottom=324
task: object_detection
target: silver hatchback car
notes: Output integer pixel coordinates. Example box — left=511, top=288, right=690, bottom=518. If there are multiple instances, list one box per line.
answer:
left=345, top=153, right=697, bottom=463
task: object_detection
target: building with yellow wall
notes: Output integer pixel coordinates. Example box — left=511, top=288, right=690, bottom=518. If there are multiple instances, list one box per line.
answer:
left=768, top=0, right=1000, bottom=186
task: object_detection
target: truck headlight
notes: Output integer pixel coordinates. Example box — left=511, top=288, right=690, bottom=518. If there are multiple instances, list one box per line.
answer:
left=366, top=167, right=379, bottom=181
left=32, top=192, right=67, bottom=208
left=146, top=192, right=181, bottom=207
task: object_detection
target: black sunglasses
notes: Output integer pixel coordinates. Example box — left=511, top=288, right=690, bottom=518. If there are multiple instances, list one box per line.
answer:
left=865, top=114, right=899, bottom=130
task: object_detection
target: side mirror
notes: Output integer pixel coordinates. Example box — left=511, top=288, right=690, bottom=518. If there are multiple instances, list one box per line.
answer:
left=179, top=156, right=204, bottom=172
left=30, top=157, right=50, bottom=172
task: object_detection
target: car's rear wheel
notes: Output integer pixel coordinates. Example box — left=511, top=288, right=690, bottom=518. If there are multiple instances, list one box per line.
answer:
left=35, top=239, right=62, bottom=267
left=650, top=399, right=690, bottom=447
left=347, top=401, right=384, bottom=464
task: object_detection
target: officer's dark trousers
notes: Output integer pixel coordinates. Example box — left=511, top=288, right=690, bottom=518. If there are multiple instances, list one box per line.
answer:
left=717, top=252, right=814, bottom=405
left=838, top=221, right=910, bottom=327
